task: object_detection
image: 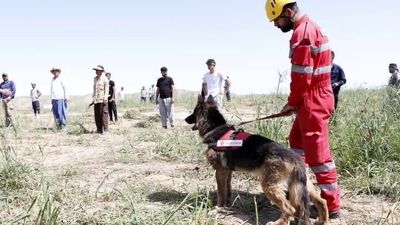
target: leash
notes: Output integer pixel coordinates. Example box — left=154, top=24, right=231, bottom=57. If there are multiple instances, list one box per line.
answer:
left=237, top=110, right=294, bottom=126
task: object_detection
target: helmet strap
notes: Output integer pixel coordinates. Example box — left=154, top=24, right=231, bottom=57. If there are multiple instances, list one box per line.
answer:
left=290, top=10, right=297, bottom=22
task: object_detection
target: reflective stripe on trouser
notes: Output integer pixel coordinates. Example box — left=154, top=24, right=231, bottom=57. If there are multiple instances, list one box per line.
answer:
left=288, top=91, right=340, bottom=211
left=159, top=97, right=175, bottom=127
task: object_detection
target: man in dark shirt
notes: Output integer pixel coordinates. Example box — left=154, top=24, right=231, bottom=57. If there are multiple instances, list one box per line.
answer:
left=106, top=73, right=118, bottom=122
left=156, top=67, right=175, bottom=129
left=0, top=73, right=16, bottom=127
left=331, top=51, right=347, bottom=109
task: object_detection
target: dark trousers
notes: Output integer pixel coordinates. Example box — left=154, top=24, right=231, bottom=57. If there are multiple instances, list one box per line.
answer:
left=108, top=101, right=118, bottom=121
left=94, top=102, right=109, bottom=133
left=32, top=101, right=40, bottom=115
left=225, top=90, right=231, bottom=102
left=333, top=88, right=340, bottom=110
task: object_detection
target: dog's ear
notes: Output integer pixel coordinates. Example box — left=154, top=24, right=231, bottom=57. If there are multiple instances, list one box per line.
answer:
left=206, top=95, right=215, bottom=104
left=197, top=94, right=204, bottom=103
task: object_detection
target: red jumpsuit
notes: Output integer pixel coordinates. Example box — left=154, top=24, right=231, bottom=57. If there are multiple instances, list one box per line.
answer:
left=287, top=15, right=340, bottom=212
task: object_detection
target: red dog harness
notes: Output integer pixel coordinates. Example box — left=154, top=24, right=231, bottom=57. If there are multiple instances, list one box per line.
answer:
left=211, top=129, right=251, bottom=152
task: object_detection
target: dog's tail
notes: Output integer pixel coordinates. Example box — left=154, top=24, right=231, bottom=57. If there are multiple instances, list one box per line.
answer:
left=289, top=164, right=311, bottom=225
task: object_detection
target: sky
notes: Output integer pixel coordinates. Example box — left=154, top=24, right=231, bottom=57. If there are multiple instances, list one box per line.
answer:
left=0, top=0, right=398, bottom=96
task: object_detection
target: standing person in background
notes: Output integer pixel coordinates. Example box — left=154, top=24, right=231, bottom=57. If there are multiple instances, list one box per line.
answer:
left=266, top=0, right=341, bottom=219
left=0, top=73, right=16, bottom=127
left=105, top=72, right=118, bottom=122
left=156, top=67, right=175, bottom=129
left=202, top=59, right=230, bottom=110
left=331, top=51, right=347, bottom=109
left=118, top=87, right=125, bottom=103
left=225, top=76, right=232, bottom=102
left=388, top=63, right=399, bottom=87
left=140, top=86, right=147, bottom=102
left=50, top=67, right=68, bottom=130
left=92, top=65, right=109, bottom=134
left=148, top=84, right=156, bottom=103
left=30, top=82, right=42, bottom=119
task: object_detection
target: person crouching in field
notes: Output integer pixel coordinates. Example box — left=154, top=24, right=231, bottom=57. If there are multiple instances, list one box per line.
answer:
left=91, top=65, right=109, bottom=134
left=388, top=63, right=399, bottom=87
left=30, top=82, right=42, bottom=119
left=0, top=73, right=16, bottom=127
left=50, top=67, right=68, bottom=130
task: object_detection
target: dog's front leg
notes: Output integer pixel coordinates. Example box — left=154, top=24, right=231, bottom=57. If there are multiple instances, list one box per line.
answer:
left=215, top=168, right=231, bottom=207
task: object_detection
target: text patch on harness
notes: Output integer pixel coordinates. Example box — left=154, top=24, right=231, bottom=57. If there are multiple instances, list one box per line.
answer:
left=212, top=129, right=251, bottom=152
left=217, top=140, right=243, bottom=147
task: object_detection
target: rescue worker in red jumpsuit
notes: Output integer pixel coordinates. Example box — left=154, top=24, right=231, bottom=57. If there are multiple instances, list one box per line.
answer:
left=265, top=0, right=341, bottom=219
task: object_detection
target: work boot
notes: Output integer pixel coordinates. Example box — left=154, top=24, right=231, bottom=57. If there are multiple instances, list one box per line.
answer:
left=309, top=205, right=341, bottom=220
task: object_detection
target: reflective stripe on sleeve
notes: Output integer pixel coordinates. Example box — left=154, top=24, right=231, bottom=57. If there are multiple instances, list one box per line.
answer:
left=313, top=65, right=332, bottom=75
left=310, top=42, right=330, bottom=55
left=291, top=65, right=313, bottom=74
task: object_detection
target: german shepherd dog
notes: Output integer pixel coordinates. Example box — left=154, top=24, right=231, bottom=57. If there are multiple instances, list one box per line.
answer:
left=185, top=95, right=329, bottom=225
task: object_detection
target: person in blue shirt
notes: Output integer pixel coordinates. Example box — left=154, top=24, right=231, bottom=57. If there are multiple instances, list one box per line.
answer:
left=331, top=51, right=346, bottom=109
left=0, top=73, right=16, bottom=127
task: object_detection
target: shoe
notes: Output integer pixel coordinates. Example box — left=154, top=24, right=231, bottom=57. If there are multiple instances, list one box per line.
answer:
left=329, top=210, right=341, bottom=219
left=162, top=126, right=167, bottom=129
left=310, top=205, right=341, bottom=220
left=171, top=124, right=174, bottom=128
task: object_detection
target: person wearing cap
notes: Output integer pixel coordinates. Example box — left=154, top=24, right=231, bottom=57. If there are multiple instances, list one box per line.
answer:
left=331, top=51, right=346, bottom=109
left=0, top=73, right=16, bottom=127
left=50, top=67, right=68, bottom=129
left=266, top=0, right=341, bottom=219
left=105, top=72, right=118, bottom=122
left=202, top=59, right=230, bottom=110
left=91, top=65, right=109, bottom=134
left=388, top=63, right=399, bottom=87
left=155, top=67, right=175, bottom=129
left=30, top=82, right=42, bottom=119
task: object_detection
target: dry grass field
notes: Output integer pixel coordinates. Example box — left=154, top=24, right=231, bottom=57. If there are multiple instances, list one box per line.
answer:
left=0, top=91, right=399, bottom=225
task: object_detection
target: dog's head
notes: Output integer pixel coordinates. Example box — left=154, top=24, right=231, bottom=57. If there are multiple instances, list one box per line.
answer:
left=185, top=95, right=226, bottom=136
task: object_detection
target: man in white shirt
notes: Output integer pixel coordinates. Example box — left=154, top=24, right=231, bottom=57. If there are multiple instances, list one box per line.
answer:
left=30, top=82, right=42, bottom=119
left=140, top=86, right=147, bottom=102
left=118, top=87, right=125, bottom=102
left=202, top=59, right=231, bottom=109
left=50, top=67, right=68, bottom=129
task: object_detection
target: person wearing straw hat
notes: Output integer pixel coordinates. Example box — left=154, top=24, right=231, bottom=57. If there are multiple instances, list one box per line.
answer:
left=50, top=67, right=68, bottom=130
left=91, top=65, right=109, bottom=134
left=30, top=82, right=42, bottom=119
left=0, top=73, right=16, bottom=127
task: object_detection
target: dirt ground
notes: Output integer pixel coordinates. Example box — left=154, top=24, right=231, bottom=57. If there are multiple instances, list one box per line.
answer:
left=3, top=102, right=399, bottom=225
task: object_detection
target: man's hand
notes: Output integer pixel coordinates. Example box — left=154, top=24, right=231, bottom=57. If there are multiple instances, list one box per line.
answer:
left=156, top=99, right=159, bottom=105
left=171, top=98, right=175, bottom=104
left=280, top=103, right=296, bottom=116
left=332, top=82, right=338, bottom=88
